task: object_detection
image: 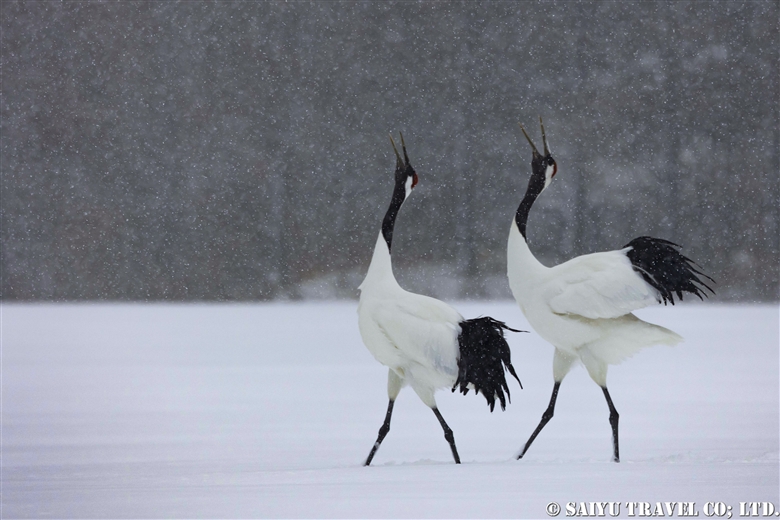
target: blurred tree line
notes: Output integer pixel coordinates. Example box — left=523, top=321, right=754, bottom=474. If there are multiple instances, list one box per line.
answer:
left=2, top=1, right=778, bottom=302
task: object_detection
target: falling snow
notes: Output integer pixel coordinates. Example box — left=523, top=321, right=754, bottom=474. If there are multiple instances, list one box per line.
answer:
left=2, top=3, right=779, bottom=518
left=2, top=2, right=778, bottom=302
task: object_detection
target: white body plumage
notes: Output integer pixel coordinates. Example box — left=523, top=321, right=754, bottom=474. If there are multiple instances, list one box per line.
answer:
left=507, top=221, right=681, bottom=387
left=358, top=234, right=461, bottom=408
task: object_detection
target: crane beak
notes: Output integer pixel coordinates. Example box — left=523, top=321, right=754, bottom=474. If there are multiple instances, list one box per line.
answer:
left=399, top=132, right=411, bottom=167
left=519, top=122, right=541, bottom=157
left=389, top=134, right=403, bottom=169
left=390, top=132, right=418, bottom=188
left=540, top=116, right=551, bottom=156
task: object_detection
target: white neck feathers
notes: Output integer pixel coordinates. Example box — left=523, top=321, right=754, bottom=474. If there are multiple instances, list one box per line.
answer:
left=404, top=175, right=414, bottom=199
left=507, top=220, right=546, bottom=296
left=359, top=233, right=401, bottom=292
left=543, top=163, right=556, bottom=190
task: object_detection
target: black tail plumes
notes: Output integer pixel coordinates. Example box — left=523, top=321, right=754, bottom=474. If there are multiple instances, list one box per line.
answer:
left=452, top=317, right=525, bottom=412
left=624, top=236, right=715, bottom=305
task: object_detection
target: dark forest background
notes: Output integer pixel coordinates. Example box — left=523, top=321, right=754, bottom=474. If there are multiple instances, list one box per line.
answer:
left=2, top=1, right=778, bottom=302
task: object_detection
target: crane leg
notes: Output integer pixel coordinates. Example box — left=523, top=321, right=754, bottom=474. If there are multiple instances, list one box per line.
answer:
left=601, top=386, right=620, bottom=462
left=432, top=407, right=461, bottom=464
left=518, top=381, right=561, bottom=459
left=364, top=399, right=395, bottom=466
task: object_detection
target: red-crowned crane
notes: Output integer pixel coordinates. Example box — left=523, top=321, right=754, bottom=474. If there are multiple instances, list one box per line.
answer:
left=358, top=134, right=523, bottom=466
left=507, top=118, right=713, bottom=462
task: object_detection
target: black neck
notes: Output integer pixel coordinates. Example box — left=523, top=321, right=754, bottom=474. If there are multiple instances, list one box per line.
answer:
left=381, top=183, right=407, bottom=252
left=515, top=187, right=540, bottom=240
left=515, top=166, right=548, bottom=240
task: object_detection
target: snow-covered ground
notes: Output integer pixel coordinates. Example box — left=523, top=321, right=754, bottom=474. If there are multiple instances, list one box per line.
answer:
left=2, top=302, right=778, bottom=518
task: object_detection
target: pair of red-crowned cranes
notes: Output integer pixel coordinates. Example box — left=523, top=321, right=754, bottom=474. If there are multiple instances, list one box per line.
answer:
left=357, top=119, right=713, bottom=465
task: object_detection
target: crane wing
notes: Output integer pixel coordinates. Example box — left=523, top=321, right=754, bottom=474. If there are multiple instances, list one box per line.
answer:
left=374, top=292, right=461, bottom=376
left=548, top=249, right=660, bottom=319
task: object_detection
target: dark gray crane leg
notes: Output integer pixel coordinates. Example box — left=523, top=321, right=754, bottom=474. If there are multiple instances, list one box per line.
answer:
left=432, top=407, right=461, bottom=464
left=518, top=381, right=561, bottom=459
left=601, top=386, right=620, bottom=462
left=364, top=399, right=395, bottom=466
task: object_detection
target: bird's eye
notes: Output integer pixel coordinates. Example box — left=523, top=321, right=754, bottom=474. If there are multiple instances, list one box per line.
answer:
left=547, top=157, right=555, bottom=166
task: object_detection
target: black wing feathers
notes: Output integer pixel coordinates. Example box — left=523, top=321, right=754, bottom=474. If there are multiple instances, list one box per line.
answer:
left=624, top=236, right=715, bottom=305
left=452, top=317, right=524, bottom=412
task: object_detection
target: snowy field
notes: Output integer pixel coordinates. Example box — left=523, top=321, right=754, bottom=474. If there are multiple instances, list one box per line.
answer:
left=2, top=302, right=778, bottom=518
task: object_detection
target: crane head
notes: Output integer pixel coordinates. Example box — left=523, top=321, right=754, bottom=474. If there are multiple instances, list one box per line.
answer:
left=389, top=132, right=418, bottom=199
left=519, top=117, right=557, bottom=192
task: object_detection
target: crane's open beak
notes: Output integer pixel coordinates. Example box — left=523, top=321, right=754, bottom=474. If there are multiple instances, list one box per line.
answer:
left=519, top=117, right=550, bottom=158
left=400, top=132, right=411, bottom=167
left=539, top=116, right=551, bottom=156
left=390, top=133, right=412, bottom=168
left=390, top=132, right=418, bottom=189
left=519, top=123, right=540, bottom=157
left=389, top=134, right=404, bottom=169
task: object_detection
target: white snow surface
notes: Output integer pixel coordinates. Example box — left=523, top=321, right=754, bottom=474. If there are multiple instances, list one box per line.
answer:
left=2, top=302, right=778, bottom=518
